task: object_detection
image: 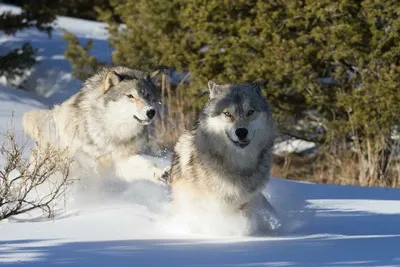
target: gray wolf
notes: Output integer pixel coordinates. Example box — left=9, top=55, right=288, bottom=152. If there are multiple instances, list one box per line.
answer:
left=23, top=66, right=164, bottom=182
left=164, top=80, right=281, bottom=234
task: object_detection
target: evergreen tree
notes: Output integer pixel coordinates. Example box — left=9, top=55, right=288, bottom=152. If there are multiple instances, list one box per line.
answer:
left=65, top=0, right=399, bottom=179
left=0, top=1, right=55, bottom=86
left=103, top=0, right=399, bottom=135
left=62, top=31, right=106, bottom=80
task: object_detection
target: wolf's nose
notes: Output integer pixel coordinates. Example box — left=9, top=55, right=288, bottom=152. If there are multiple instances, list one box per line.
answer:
left=146, top=108, right=156, bottom=119
left=235, top=128, right=248, bottom=141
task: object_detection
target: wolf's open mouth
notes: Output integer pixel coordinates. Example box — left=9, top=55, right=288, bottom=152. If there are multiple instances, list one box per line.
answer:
left=226, top=132, right=250, bottom=148
left=134, top=115, right=152, bottom=125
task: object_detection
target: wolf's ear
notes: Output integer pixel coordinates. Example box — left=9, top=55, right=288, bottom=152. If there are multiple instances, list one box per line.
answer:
left=208, top=80, right=221, bottom=99
left=252, top=78, right=266, bottom=96
left=104, top=71, right=121, bottom=93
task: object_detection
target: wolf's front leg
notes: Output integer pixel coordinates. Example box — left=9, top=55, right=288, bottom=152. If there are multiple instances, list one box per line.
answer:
left=114, top=154, right=166, bottom=184
left=250, top=192, right=282, bottom=234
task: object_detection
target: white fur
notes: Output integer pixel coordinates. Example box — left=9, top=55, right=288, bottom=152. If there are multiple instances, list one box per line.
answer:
left=22, top=66, right=162, bottom=184
left=103, top=100, right=148, bottom=141
left=205, top=114, right=267, bottom=170
left=114, top=154, right=164, bottom=183
left=169, top=82, right=277, bottom=235
left=173, top=133, right=195, bottom=171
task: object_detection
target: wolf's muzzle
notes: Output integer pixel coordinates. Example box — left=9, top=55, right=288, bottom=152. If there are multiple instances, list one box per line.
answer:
left=226, top=131, right=250, bottom=148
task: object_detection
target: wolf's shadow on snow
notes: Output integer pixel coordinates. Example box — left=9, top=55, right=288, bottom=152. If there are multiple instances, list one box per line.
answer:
left=1, top=222, right=400, bottom=267
left=2, top=188, right=399, bottom=266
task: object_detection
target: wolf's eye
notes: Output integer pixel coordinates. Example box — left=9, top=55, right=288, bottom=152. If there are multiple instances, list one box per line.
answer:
left=247, top=110, right=254, bottom=116
left=223, top=111, right=232, bottom=117
left=127, top=94, right=134, bottom=99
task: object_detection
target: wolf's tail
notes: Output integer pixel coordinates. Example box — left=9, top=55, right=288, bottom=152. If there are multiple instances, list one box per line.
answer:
left=22, top=109, right=56, bottom=145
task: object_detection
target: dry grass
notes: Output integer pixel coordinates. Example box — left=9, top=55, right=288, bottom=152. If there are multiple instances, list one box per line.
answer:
left=271, top=152, right=400, bottom=188
left=152, top=73, right=197, bottom=149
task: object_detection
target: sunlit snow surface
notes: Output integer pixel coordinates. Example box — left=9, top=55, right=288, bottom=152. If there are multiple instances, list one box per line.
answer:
left=1, top=82, right=400, bottom=267
left=1, top=4, right=400, bottom=267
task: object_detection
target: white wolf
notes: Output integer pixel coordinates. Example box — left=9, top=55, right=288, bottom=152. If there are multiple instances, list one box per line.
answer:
left=23, top=66, right=164, bottom=182
left=164, top=80, right=281, bottom=234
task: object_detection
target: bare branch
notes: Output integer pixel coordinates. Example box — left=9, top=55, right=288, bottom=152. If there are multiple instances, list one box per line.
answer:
left=0, top=121, right=74, bottom=221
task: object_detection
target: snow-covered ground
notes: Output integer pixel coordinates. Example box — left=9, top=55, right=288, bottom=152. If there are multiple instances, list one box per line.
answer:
left=1, top=64, right=400, bottom=267
left=0, top=161, right=399, bottom=266
left=1, top=4, right=400, bottom=267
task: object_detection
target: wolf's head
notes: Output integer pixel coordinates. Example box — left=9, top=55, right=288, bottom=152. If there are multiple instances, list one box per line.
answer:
left=199, top=80, right=274, bottom=150
left=100, top=67, right=160, bottom=126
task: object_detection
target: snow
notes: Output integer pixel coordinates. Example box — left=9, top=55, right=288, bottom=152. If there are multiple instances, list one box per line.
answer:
left=1, top=4, right=400, bottom=266
left=0, top=172, right=399, bottom=266
left=0, top=85, right=47, bottom=132
left=0, top=4, right=109, bottom=105
left=274, top=138, right=316, bottom=156
left=1, top=86, right=400, bottom=266
left=0, top=85, right=48, bottom=166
